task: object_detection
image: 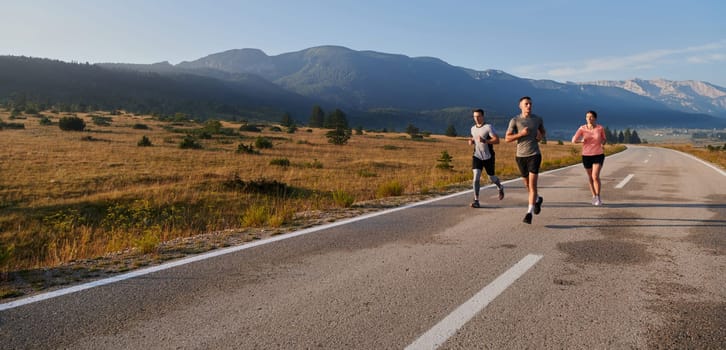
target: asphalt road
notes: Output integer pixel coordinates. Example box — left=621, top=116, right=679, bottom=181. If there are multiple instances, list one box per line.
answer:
left=2, top=146, right=724, bottom=349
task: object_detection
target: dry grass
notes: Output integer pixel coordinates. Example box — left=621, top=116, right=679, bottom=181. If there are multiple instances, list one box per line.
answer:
left=657, top=144, right=726, bottom=169
left=0, top=110, right=624, bottom=272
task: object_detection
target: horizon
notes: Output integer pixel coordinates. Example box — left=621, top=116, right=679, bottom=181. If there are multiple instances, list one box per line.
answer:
left=1, top=1, right=725, bottom=87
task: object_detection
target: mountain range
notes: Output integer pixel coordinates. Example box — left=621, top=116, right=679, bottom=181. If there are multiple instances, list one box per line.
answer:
left=2, top=46, right=726, bottom=136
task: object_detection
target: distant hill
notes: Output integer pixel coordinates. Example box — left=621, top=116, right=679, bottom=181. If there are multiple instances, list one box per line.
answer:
left=172, top=46, right=725, bottom=132
left=0, top=56, right=316, bottom=121
left=581, top=79, right=726, bottom=118
left=3, top=46, right=726, bottom=134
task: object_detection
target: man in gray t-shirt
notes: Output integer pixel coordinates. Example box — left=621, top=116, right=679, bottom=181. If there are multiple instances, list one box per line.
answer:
left=505, top=96, right=546, bottom=224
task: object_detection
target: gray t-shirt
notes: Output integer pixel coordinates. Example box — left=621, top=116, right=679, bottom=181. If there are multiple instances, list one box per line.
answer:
left=470, top=123, right=496, bottom=160
left=506, top=114, right=544, bottom=157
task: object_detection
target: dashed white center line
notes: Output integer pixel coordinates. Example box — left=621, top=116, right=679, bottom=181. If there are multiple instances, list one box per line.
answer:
left=405, top=254, right=543, bottom=350
left=615, top=174, right=634, bottom=189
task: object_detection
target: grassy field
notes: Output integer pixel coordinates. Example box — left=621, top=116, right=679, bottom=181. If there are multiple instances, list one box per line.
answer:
left=657, top=144, right=726, bottom=169
left=1, top=110, right=626, bottom=275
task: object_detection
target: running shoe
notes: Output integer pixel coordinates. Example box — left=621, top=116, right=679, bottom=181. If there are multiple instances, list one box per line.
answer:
left=594, top=197, right=602, bottom=206
left=534, top=196, right=543, bottom=215
left=470, top=200, right=480, bottom=208
left=523, top=213, right=532, bottom=224
left=498, top=186, right=504, bottom=200
left=592, top=196, right=598, bottom=205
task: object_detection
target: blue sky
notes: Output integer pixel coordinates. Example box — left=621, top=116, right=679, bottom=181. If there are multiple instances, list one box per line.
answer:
left=3, top=0, right=725, bottom=86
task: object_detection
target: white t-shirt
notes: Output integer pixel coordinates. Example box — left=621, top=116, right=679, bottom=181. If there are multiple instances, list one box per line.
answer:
left=470, top=124, right=496, bottom=160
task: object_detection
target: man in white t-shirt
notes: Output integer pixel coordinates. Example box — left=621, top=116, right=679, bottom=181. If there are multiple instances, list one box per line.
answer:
left=468, top=108, right=504, bottom=208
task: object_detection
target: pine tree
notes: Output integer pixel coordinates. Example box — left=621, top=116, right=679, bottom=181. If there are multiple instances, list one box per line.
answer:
left=624, top=129, right=632, bottom=144
left=618, top=131, right=625, bottom=144
left=445, top=124, right=457, bottom=137
left=280, top=112, right=293, bottom=128
left=309, top=105, right=324, bottom=128
left=631, top=130, right=641, bottom=144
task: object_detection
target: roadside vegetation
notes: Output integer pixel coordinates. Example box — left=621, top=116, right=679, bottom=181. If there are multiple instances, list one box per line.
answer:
left=658, top=143, right=726, bottom=169
left=1, top=108, right=627, bottom=297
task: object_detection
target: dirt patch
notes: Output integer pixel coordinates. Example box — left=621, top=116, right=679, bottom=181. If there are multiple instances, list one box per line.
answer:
left=647, top=301, right=726, bottom=349
left=557, top=239, right=654, bottom=265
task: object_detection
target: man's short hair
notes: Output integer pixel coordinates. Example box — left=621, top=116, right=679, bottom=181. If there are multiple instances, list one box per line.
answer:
left=519, top=96, right=531, bottom=103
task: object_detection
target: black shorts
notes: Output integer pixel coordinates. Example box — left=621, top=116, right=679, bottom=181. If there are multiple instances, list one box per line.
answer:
left=515, top=154, right=542, bottom=177
left=472, top=155, right=496, bottom=176
left=582, top=154, right=605, bottom=169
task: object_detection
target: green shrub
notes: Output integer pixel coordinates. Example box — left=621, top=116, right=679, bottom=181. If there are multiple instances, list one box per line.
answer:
left=240, top=124, right=261, bottom=132
left=39, top=116, right=52, bottom=125
left=179, top=135, right=203, bottom=149
left=305, top=159, right=323, bottom=168
left=58, top=116, right=86, bottom=131
left=138, top=135, right=152, bottom=147
left=255, top=137, right=273, bottom=149
left=132, top=123, right=150, bottom=130
left=270, top=158, right=290, bottom=167
left=236, top=143, right=259, bottom=154
left=92, top=115, right=112, bottom=126
left=436, top=150, right=453, bottom=170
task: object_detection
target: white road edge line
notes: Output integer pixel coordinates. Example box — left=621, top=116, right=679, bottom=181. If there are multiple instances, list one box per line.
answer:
left=615, top=174, right=634, bottom=189
left=405, top=254, right=543, bottom=350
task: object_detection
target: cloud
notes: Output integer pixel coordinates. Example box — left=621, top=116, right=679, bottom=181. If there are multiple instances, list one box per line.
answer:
left=687, top=53, right=726, bottom=64
left=513, top=40, right=726, bottom=80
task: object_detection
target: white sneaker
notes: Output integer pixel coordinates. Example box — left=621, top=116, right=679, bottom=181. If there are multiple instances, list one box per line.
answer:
left=594, top=197, right=602, bottom=206
left=591, top=196, right=598, bottom=205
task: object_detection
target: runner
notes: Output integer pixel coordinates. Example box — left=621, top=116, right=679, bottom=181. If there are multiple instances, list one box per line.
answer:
left=468, top=108, right=504, bottom=208
left=571, top=110, right=606, bottom=206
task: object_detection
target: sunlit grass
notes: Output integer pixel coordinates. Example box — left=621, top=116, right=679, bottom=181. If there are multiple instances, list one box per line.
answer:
left=0, top=109, right=626, bottom=271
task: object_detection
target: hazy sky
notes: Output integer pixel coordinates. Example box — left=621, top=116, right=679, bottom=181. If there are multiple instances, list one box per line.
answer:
left=3, top=0, right=725, bottom=86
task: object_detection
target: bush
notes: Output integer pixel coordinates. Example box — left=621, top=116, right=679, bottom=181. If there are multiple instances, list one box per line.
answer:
left=58, top=116, right=86, bottom=131
left=132, top=123, right=150, bottom=130
left=326, top=127, right=352, bottom=145
left=332, top=190, right=355, bottom=207
left=179, top=135, right=203, bottom=149
left=241, top=204, right=270, bottom=227
left=236, top=143, right=259, bottom=154
left=240, top=124, right=261, bottom=132
left=92, top=116, right=112, bottom=126
left=138, top=135, right=152, bottom=147
left=39, top=116, right=53, bottom=125
left=436, top=150, right=454, bottom=170
left=305, top=158, right=323, bottom=168
left=255, top=137, right=273, bottom=149
left=377, top=181, right=404, bottom=198
left=270, top=158, right=290, bottom=167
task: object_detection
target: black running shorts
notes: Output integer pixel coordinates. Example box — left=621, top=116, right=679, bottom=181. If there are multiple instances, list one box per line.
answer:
left=472, top=155, right=496, bottom=176
left=515, top=154, right=542, bottom=177
left=582, top=154, right=605, bottom=169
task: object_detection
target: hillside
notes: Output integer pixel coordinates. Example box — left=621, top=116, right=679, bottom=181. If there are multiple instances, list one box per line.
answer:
left=0, top=56, right=316, bottom=121
left=3, top=48, right=726, bottom=133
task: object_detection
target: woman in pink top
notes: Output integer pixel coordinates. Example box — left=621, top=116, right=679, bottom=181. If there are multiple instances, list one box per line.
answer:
left=572, top=110, right=606, bottom=206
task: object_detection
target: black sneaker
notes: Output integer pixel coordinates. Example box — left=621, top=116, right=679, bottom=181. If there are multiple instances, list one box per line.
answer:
left=498, top=186, right=504, bottom=200
left=523, top=213, right=532, bottom=224
left=470, top=200, right=480, bottom=208
left=534, top=196, right=543, bottom=215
